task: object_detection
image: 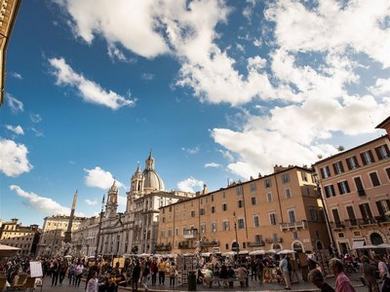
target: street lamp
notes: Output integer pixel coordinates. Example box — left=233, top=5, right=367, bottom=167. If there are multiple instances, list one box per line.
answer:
left=233, top=212, right=239, bottom=258
left=313, top=173, right=338, bottom=256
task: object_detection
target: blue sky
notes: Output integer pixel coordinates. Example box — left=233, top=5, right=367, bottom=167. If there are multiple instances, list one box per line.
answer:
left=1, top=0, right=389, bottom=226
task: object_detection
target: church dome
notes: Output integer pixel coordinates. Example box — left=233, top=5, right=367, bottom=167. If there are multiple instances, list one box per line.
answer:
left=143, top=152, right=165, bottom=193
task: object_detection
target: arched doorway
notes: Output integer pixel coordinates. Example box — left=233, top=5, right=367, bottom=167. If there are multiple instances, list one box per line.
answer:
left=292, top=241, right=304, bottom=253
left=272, top=243, right=282, bottom=250
left=370, top=232, right=384, bottom=245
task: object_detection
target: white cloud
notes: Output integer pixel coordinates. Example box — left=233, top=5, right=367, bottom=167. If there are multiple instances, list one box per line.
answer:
left=85, top=199, right=97, bottom=206
left=6, top=94, right=24, bottom=113
left=141, top=73, right=154, bottom=81
left=30, top=113, right=42, bottom=123
left=10, top=185, right=84, bottom=216
left=84, top=166, right=124, bottom=190
left=181, top=146, right=200, bottom=155
left=177, top=177, right=204, bottom=193
left=5, top=125, right=24, bottom=135
left=11, top=72, right=23, bottom=79
left=107, top=44, right=135, bottom=63
left=0, top=139, right=32, bottom=177
left=370, top=78, right=390, bottom=96
left=204, top=162, right=221, bottom=168
left=48, top=57, right=135, bottom=110
left=31, top=128, right=44, bottom=137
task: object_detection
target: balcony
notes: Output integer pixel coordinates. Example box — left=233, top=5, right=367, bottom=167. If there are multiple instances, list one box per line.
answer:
left=247, top=240, right=265, bottom=247
left=375, top=216, right=390, bottom=225
left=200, top=240, right=220, bottom=248
left=358, top=218, right=376, bottom=226
left=183, top=228, right=198, bottom=239
left=280, top=220, right=307, bottom=231
left=265, top=237, right=283, bottom=244
left=178, top=240, right=192, bottom=249
left=330, top=221, right=345, bottom=230
left=155, top=243, right=172, bottom=252
left=344, top=219, right=359, bottom=228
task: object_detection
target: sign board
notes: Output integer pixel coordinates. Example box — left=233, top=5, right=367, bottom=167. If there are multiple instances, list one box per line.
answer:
left=30, top=261, right=43, bottom=278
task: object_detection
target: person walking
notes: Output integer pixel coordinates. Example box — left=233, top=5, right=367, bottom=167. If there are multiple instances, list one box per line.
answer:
left=150, top=259, right=158, bottom=286
left=329, top=258, right=356, bottom=292
left=308, top=268, right=335, bottom=292
left=86, top=271, right=99, bottom=292
left=51, top=259, right=59, bottom=287
left=168, top=262, right=176, bottom=288
left=142, top=261, right=150, bottom=291
left=279, top=255, right=291, bottom=290
left=132, top=260, right=141, bottom=292
left=361, top=256, right=379, bottom=292
left=74, top=261, right=84, bottom=287
left=158, top=259, right=166, bottom=285
left=59, top=260, right=67, bottom=285
left=376, top=255, right=390, bottom=292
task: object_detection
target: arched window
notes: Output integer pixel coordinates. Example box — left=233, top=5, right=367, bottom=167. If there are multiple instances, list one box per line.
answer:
left=370, top=232, right=384, bottom=245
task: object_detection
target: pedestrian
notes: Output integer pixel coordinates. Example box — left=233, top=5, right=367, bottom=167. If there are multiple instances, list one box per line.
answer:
left=158, top=259, right=166, bottom=285
left=142, top=260, right=150, bottom=291
left=132, top=260, right=141, bottom=292
left=86, top=271, right=99, bottom=292
left=279, top=255, right=291, bottom=290
left=150, top=258, right=158, bottom=286
left=308, top=268, right=335, bottom=292
left=59, top=260, right=67, bottom=285
left=361, top=255, right=379, bottom=292
left=74, top=261, right=84, bottom=287
left=376, top=255, right=390, bottom=292
left=329, top=258, right=356, bottom=292
left=51, top=259, right=59, bottom=287
left=291, top=256, right=300, bottom=283
left=168, top=262, right=176, bottom=287
left=236, top=265, right=248, bottom=288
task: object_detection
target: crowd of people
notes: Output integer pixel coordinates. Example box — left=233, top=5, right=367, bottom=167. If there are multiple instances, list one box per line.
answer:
left=1, top=251, right=390, bottom=291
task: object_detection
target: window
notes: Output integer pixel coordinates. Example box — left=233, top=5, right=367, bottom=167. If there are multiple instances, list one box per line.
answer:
left=223, top=221, right=230, bottom=231
left=361, top=150, right=375, bottom=165
left=369, top=172, right=381, bottom=187
left=309, top=207, right=318, bottom=222
left=236, top=186, right=243, bottom=196
left=320, top=166, right=331, bottom=179
left=225, top=243, right=229, bottom=249
left=211, top=206, right=215, bottom=213
left=324, top=185, right=336, bottom=198
left=269, top=213, right=277, bottom=225
left=200, top=208, right=205, bottom=215
left=255, top=235, right=262, bottom=243
left=387, top=168, right=390, bottom=180
left=376, top=200, right=390, bottom=218
left=222, top=203, right=227, bottom=211
left=238, top=200, right=243, bottom=208
left=301, top=171, right=308, bottom=181
left=332, top=209, right=341, bottom=224
left=168, top=230, right=172, bottom=237
left=267, top=192, right=273, bottom=202
left=253, top=215, right=260, bottom=227
left=175, top=228, right=178, bottom=236
left=162, top=217, right=165, bottom=223
left=346, top=156, right=359, bottom=170
left=191, top=211, right=195, bottom=217
left=337, top=180, right=350, bottom=194
left=250, top=182, right=256, bottom=192
left=264, top=179, right=272, bottom=188
left=282, top=173, right=290, bottom=183
left=359, top=203, right=373, bottom=220
left=211, top=223, right=217, bottom=233
left=251, top=197, right=256, bottom=205
left=237, top=218, right=245, bottom=229
left=200, top=223, right=206, bottom=234
left=346, top=206, right=356, bottom=225
left=285, top=189, right=291, bottom=199
left=333, top=161, right=345, bottom=175
left=288, top=209, right=296, bottom=223
left=293, top=231, right=298, bottom=240
left=354, top=177, right=365, bottom=196
left=375, top=144, right=390, bottom=160
left=211, top=195, right=214, bottom=202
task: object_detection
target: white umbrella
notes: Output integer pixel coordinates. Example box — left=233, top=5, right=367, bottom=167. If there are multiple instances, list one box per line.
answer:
left=277, top=249, right=296, bottom=255
left=201, top=252, right=211, bottom=257
left=222, top=251, right=236, bottom=256
left=239, top=250, right=249, bottom=255
left=266, top=249, right=277, bottom=254
left=138, top=253, right=150, bottom=257
left=377, top=243, right=390, bottom=249
left=64, top=255, right=72, bottom=259
left=249, top=250, right=265, bottom=256
left=0, top=244, right=20, bottom=257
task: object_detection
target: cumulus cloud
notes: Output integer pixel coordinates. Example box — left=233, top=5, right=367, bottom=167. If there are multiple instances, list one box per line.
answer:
left=48, top=57, right=135, bottom=110
left=9, top=185, right=84, bottom=216
left=0, top=139, right=32, bottom=177
left=177, top=177, right=204, bottom=193
left=6, top=94, right=24, bottom=113
left=204, top=162, right=221, bottom=168
left=11, top=72, right=23, bottom=79
left=84, top=166, right=124, bottom=190
left=5, top=125, right=24, bottom=135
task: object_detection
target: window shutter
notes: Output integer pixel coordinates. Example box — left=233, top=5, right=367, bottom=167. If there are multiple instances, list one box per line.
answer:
left=375, top=147, right=382, bottom=160
left=354, top=156, right=359, bottom=167
left=360, top=153, right=367, bottom=165
left=320, top=168, right=325, bottom=178
left=331, top=185, right=336, bottom=196
left=346, top=158, right=352, bottom=170
left=376, top=201, right=384, bottom=216
left=333, top=163, right=338, bottom=174
left=368, top=150, right=375, bottom=162
left=345, top=181, right=350, bottom=193
left=385, top=144, right=390, bottom=156
left=340, top=162, right=344, bottom=173
left=337, top=182, right=342, bottom=194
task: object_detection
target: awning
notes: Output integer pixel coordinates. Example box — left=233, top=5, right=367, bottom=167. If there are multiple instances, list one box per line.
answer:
left=352, top=240, right=365, bottom=249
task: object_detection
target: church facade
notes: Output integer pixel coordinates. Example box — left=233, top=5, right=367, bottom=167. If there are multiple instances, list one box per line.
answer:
left=73, top=153, right=194, bottom=257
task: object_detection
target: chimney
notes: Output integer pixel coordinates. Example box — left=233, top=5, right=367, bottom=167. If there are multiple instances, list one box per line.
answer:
left=202, top=184, right=208, bottom=195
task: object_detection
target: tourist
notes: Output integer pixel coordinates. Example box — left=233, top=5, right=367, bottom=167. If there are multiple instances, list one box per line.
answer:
left=150, top=258, right=158, bottom=286
left=51, top=259, right=59, bottom=287
left=227, top=265, right=235, bottom=288
left=131, top=260, right=141, bottom=292
left=86, top=271, right=99, bottom=292
left=59, top=259, right=68, bottom=285
left=308, top=268, right=334, bottom=292
left=158, top=259, right=166, bottom=285
left=141, top=260, right=150, bottom=291
left=168, top=262, right=176, bottom=287
left=236, top=264, right=248, bottom=288
left=329, top=258, right=356, bottom=292
left=203, top=265, right=213, bottom=288
left=361, top=255, right=379, bottom=292
left=279, top=255, right=291, bottom=290
left=376, top=255, right=390, bottom=292
left=74, top=260, right=84, bottom=287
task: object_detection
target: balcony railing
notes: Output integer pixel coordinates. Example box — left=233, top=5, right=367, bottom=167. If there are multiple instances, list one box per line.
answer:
left=280, top=220, right=307, bottom=231
left=265, top=237, right=283, bottom=244
left=183, top=228, right=198, bottom=239
left=155, top=243, right=172, bottom=252
left=178, top=240, right=193, bottom=249
left=330, top=221, right=345, bottom=230
left=375, top=215, right=390, bottom=224
left=358, top=218, right=376, bottom=225
left=200, top=240, right=220, bottom=247
left=247, top=240, right=265, bottom=247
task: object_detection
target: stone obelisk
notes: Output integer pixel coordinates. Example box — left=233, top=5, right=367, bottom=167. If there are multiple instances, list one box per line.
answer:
left=64, top=190, right=78, bottom=243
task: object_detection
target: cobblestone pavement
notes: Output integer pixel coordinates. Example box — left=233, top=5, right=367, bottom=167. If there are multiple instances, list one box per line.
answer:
left=40, top=274, right=367, bottom=292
